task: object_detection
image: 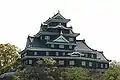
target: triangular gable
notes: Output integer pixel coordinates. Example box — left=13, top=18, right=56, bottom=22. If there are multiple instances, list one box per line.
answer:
left=53, top=35, right=69, bottom=43
left=52, top=13, right=65, bottom=19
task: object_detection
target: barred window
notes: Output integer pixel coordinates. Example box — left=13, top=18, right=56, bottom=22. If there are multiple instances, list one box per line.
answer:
left=101, top=64, right=104, bottom=68
left=89, top=62, right=92, bottom=66
left=51, top=44, right=54, bottom=48
left=69, top=60, right=75, bottom=65
left=56, top=52, right=59, bottom=56
left=59, top=45, right=64, bottom=48
left=69, top=45, right=72, bottom=49
left=28, top=60, right=32, bottom=64
left=45, top=36, right=50, bottom=40
left=105, top=64, right=108, bottom=68
left=63, top=52, right=65, bottom=56
left=34, top=52, right=37, bottom=55
left=46, top=52, right=49, bottom=56
left=69, top=38, right=74, bottom=41
left=81, top=61, right=86, bottom=66
left=59, top=60, right=64, bottom=65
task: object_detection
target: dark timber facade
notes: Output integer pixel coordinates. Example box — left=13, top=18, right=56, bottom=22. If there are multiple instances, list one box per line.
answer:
left=21, top=12, right=110, bottom=71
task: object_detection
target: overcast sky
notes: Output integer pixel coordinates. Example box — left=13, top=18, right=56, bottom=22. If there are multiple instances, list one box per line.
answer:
left=0, top=0, right=120, bottom=61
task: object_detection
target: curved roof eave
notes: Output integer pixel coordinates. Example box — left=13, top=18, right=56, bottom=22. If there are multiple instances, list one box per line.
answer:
left=76, top=40, right=110, bottom=62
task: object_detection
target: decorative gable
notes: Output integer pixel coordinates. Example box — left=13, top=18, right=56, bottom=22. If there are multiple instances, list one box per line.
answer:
left=52, top=13, right=65, bottom=19
left=53, top=35, right=69, bottom=43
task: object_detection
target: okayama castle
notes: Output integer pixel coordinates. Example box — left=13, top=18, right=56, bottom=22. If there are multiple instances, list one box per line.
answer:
left=21, top=11, right=111, bottom=70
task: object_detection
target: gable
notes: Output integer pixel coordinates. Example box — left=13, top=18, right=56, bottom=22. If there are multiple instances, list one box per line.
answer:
left=52, top=13, right=65, bottom=19
left=53, top=35, right=69, bottom=43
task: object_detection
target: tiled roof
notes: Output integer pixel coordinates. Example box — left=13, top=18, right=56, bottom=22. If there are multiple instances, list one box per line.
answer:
left=22, top=56, right=109, bottom=63
left=44, top=12, right=70, bottom=24
left=34, top=31, right=80, bottom=37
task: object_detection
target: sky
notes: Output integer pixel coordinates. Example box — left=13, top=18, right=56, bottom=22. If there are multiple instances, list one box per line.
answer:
left=0, top=0, right=120, bottom=61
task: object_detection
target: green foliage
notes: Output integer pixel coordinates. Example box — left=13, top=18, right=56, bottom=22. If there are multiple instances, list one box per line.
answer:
left=43, top=57, right=56, bottom=65
left=13, top=58, right=120, bottom=80
left=52, top=67, right=92, bottom=80
left=0, top=43, right=20, bottom=73
left=99, top=61, right=120, bottom=80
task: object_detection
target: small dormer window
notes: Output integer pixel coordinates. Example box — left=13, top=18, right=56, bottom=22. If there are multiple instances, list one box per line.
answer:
left=69, top=38, right=74, bottom=41
left=59, top=45, right=64, bottom=48
left=45, top=36, right=50, bottom=40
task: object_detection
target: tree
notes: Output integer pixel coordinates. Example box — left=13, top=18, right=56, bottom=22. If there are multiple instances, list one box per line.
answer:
left=0, top=43, right=20, bottom=74
left=14, top=57, right=57, bottom=80
left=99, top=61, right=120, bottom=80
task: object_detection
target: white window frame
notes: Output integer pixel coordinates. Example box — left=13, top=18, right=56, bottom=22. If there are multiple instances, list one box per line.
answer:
left=34, top=52, right=37, bottom=56
left=89, top=62, right=92, bottom=66
left=101, top=64, right=104, bottom=68
left=29, top=60, right=32, bottom=64
left=40, top=36, right=42, bottom=40
left=81, top=61, right=86, bottom=66
left=69, top=45, right=72, bottom=49
left=51, top=44, right=54, bottom=48
left=91, top=54, right=94, bottom=58
left=59, top=60, right=64, bottom=65
left=46, top=52, right=49, bottom=56
left=69, top=38, right=74, bottom=41
left=59, top=45, right=64, bottom=48
left=105, top=64, right=108, bottom=68
left=69, top=60, right=75, bottom=65
left=56, top=52, right=59, bottom=56
left=63, top=52, right=65, bottom=56
left=45, top=36, right=50, bottom=40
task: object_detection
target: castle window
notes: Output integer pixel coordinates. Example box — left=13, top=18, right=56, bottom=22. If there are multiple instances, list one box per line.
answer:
left=34, top=52, right=37, bottom=56
left=51, top=44, right=54, bottom=48
left=40, top=36, right=42, bottom=40
left=59, top=60, right=64, bottom=65
left=45, top=36, right=50, bottom=40
left=28, top=60, right=32, bottom=64
left=69, top=45, right=72, bottom=49
left=91, top=54, right=94, bottom=58
left=56, top=52, right=59, bottom=56
left=63, top=52, right=65, bottom=56
left=81, top=61, right=86, bottom=66
left=105, top=64, right=108, bottom=68
left=69, top=60, right=75, bottom=65
left=69, top=38, right=74, bottom=41
left=89, top=62, right=92, bottom=66
left=101, top=64, right=103, bottom=68
left=85, top=54, right=88, bottom=58
left=46, top=52, right=49, bottom=56
left=59, top=45, right=64, bottom=48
